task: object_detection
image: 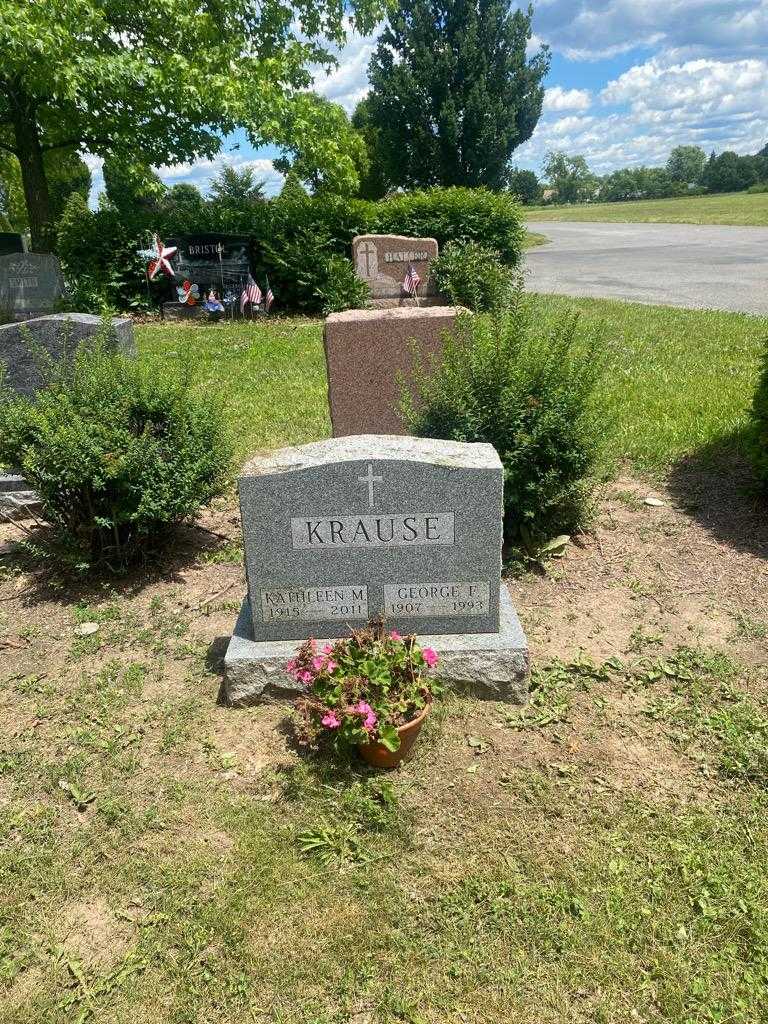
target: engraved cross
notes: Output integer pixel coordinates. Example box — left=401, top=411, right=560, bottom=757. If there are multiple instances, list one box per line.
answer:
left=358, top=464, right=383, bottom=508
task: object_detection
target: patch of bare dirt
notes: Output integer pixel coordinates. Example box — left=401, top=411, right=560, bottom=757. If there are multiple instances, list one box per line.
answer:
left=57, top=898, right=131, bottom=967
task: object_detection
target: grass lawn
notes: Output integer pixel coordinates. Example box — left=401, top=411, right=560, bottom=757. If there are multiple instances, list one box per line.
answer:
left=2, top=299, right=767, bottom=1023
left=138, top=296, right=765, bottom=473
left=524, top=190, right=768, bottom=226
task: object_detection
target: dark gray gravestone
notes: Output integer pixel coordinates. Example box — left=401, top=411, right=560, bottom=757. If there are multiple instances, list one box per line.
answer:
left=0, top=234, right=25, bottom=256
left=238, top=435, right=503, bottom=643
left=0, top=253, right=64, bottom=320
left=223, top=435, right=530, bottom=704
left=163, top=233, right=251, bottom=320
left=0, top=313, right=135, bottom=398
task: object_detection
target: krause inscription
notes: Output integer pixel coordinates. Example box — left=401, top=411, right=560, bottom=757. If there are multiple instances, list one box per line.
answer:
left=384, top=582, right=490, bottom=618
left=261, top=586, right=367, bottom=623
left=291, top=513, right=454, bottom=549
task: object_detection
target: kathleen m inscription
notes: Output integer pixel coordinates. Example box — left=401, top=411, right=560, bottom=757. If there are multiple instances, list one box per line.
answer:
left=238, top=435, right=503, bottom=642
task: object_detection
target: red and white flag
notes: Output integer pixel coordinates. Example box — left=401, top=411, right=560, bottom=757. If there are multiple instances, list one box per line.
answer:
left=265, top=278, right=275, bottom=312
left=403, top=264, right=421, bottom=297
left=240, top=275, right=263, bottom=313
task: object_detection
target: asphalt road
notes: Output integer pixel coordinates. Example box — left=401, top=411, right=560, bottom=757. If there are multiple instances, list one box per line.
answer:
left=524, top=221, right=768, bottom=315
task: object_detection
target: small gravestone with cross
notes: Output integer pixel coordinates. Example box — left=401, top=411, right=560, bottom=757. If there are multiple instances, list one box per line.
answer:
left=225, top=434, right=529, bottom=704
left=352, top=234, right=440, bottom=306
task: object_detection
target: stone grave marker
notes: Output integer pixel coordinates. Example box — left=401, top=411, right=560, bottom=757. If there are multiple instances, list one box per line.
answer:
left=0, top=313, right=135, bottom=398
left=164, top=233, right=251, bottom=319
left=0, top=233, right=25, bottom=256
left=224, top=435, right=529, bottom=703
left=324, top=305, right=460, bottom=436
left=353, top=234, right=441, bottom=307
left=0, top=253, right=64, bottom=319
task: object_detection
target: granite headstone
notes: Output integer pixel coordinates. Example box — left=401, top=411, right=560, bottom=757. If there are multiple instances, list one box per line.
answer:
left=0, top=234, right=25, bottom=256
left=353, top=234, right=440, bottom=307
left=0, top=313, right=135, bottom=398
left=164, top=233, right=251, bottom=319
left=0, top=253, right=63, bottom=319
left=238, top=435, right=503, bottom=642
left=324, top=305, right=461, bottom=436
left=224, top=434, right=529, bottom=703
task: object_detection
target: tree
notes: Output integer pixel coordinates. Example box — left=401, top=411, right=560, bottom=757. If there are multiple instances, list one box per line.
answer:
left=0, top=0, right=384, bottom=250
left=666, top=145, right=706, bottom=185
left=0, top=146, right=90, bottom=235
left=506, top=167, right=542, bottom=205
left=543, top=152, right=596, bottom=204
left=272, top=97, right=369, bottom=196
left=103, top=158, right=166, bottom=219
left=702, top=151, right=760, bottom=193
left=365, top=0, right=550, bottom=190
left=209, top=166, right=266, bottom=208
left=599, top=166, right=681, bottom=203
left=351, top=98, right=392, bottom=200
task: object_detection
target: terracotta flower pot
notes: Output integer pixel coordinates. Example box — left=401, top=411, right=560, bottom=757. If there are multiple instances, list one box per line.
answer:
left=358, top=702, right=431, bottom=770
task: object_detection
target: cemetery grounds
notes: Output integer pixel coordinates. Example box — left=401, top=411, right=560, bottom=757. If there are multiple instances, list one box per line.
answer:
left=1, top=294, right=767, bottom=1023
left=525, top=189, right=768, bottom=226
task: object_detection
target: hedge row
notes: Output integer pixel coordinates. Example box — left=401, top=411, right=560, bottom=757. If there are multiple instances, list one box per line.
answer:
left=57, top=187, right=525, bottom=314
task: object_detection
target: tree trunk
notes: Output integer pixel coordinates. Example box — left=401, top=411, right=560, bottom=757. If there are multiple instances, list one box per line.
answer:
left=10, top=95, right=53, bottom=252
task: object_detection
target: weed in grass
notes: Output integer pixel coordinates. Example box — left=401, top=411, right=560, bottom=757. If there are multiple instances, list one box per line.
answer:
left=732, top=612, right=768, bottom=641
left=507, top=653, right=622, bottom=730
left=200, top=539, right=244, bottom=565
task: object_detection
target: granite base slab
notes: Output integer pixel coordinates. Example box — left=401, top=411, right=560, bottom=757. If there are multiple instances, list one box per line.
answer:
left=223, top=585, right=529, bottom=706
left=0, top=473, right=41, bottom=520
left=367, top=296, right=448, bottom=309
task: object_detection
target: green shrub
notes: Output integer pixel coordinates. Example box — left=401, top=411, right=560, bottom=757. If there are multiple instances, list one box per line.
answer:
left=747, top=182, right=768, bottom=194
left=374, top=187, right=525, bottom=267
left=57, top=185, right=525, bottom=314
left=431, top=240, right=519, bottom=311
left=312, top=255, right=370, bottom=314
left=0, top=325, right=231, bottom=570
left=401, top=290, right=608, bottom=555
left=750, top=338, right=768, bottom=488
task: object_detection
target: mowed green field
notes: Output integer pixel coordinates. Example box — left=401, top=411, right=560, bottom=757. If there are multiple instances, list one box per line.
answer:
left=137, top=296, right=765, bottom=474
left=524, top=190, right=768, bottom=226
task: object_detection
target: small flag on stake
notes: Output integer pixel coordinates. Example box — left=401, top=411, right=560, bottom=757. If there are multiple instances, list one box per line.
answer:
left=265, top=277, right=275, bottom=313
left=240, top=275, right=263, bottom=314
left=403, top=263, right=421, bottom=299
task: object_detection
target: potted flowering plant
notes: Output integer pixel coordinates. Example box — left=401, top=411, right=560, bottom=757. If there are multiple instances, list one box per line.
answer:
left=290, top=619, right=441, bottom=769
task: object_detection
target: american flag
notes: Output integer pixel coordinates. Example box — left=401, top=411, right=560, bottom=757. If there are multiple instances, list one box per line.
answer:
left=403, top=264, right=421, bottom=296
left=265, top=277, right=275, bottom=312
left=240, top=275, right=262, bottom=313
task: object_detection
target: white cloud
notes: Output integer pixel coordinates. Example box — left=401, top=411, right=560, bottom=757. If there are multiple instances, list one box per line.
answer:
left=515, top=55, right=768, bottom=174
left=543, top=86, right=592, bottom=111
left=531, top=0, right=768, bottom=61
left=312, top=29, right=380, bottom=112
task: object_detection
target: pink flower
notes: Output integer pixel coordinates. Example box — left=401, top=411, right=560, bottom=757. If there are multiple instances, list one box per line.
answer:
left=325, top=659, right=338, bottom=672
left=298, top=670, right=313, bottom=685
left=321, top=711, right=341, bottom=729
left=322, top=644, right=334, bottom=655
left=422, top=647, right=439, bottom=668
left=390, top=630, right=402, bottom=641
left=353, top=700, right=378, bottom=732
left=286, top=658, right=297, bottom=674
left=312, top=656, right=326, bottom=672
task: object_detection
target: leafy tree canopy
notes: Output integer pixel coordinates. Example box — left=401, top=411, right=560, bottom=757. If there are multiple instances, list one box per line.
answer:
left=0, top=0, right=385, bottom=249
left=543, top=151, right=596, bottom=204
left=666, top=145, right=706, bottom=185
left=365, top=0, right=550, bottom=190
left=505, top=167, right=541, bottom=205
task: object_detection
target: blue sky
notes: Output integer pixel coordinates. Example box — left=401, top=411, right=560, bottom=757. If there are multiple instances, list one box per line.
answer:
left=88, top=0, right=768, bottom=200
